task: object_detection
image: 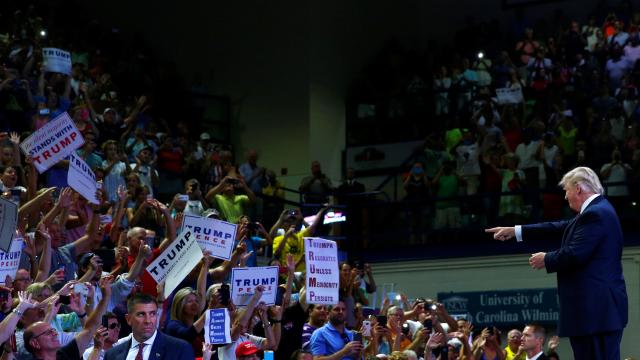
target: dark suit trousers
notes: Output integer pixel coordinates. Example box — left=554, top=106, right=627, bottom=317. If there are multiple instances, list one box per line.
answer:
left=569, top=329, right=623, bottom=360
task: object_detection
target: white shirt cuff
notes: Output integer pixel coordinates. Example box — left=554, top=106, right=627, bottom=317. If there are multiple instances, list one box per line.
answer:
left=515, top=225, right=523, bottom=242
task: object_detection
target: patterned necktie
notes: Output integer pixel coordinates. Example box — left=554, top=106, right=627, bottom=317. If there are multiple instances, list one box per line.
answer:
left=135, top=343, right=146, bottom=360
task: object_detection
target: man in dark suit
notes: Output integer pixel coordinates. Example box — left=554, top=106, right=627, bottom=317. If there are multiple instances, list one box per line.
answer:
left=486, top=167, right=628, bottom=360
left=105, top=294, right=194, bottom=360
left=520, top=324, right=549, bottom=360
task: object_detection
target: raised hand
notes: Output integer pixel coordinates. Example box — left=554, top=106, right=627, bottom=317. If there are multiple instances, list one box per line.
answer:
left=93, top=326, right=108, bottom=349
left=9, top=132, right=20, bottom=145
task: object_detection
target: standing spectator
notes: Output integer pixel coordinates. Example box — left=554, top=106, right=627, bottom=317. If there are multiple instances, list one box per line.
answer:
left=129, top=146, right=158, bottom=197
left=454, top=129, right=481, bottom=195
left=515, top=129, right=543, bottom=190
left=432, top=161, right=462, bottom=230
left=76, top=132, right=103, bottom=170
left=504, top=329, right=525, bottom=360
left=301, top=305, right=328, bottom=347
left=261, top=169, right=285, bottom=229
left=101, top=140, right=128, bottom=203
left=272, top=207, right=326, bottom=272
left=605, top=47, right=632, bottom=90
left=471, top=327, right=505, bottom=360
left=519, top=325, right=547, bottom=360
left=403, top=162, right=430, bottom=243
left=433, top=66, right=452, bottom=116
left=309, top=301, right=363, bottom=360
left=103, top=294, right=195, bottom=360
left=600, top=149, right=632, bottom=211
left=83, top=313, right=122, bottom=360
left=299, top=161, right=333, bottom=207
left=205, top=176, right=255, bottom=224
left=499, top=153, right=526, bottom=223
left=239, top=150, right=264, bottom=196
left=515, top=28, right=541, bottom=81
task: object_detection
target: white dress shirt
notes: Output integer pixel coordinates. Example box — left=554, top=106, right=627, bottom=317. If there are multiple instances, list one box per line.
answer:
left=526, top=351, right=544, bottom=360
left=126, top=330, right=157, bottom=360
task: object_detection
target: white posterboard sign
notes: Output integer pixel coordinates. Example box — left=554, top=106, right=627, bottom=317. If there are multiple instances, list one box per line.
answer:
left=19, top=112, right=85, bottom=173
left=0, top=238, right=23, bottom=285
left=145, top=230, right=203, bottom=298
left=204, top=308, right=232, bottom=345
left=496, top=87, right=524, bottom=105
left=231, top=266, right=279, bottom=307
left=67, top=153, right=99, bottom=204
left=305, top=237, right=339, bottom=305
left=42, top=48, right=72, bottom=75
left=181, top=215, right=236, bottom=260
left=0, top=198, right=17, bottom=252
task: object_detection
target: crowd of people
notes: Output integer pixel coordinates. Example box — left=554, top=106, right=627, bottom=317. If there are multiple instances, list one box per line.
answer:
left=0, top=1, right=638, bottom=360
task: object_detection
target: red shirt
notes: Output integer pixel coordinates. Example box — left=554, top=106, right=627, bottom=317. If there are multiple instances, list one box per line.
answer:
left=128, top=247, right=163, bottom=297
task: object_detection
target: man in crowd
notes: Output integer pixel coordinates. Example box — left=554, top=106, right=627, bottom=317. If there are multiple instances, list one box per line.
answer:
left=299, top=161, right=333, bottom=208
left=520, top=324, right=548, bottom=360
left=310, top=300, right=363, bottom=360
left=104, top=294, right=194, bottom=360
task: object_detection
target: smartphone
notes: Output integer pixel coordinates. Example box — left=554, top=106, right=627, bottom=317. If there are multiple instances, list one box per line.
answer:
left=264, top=351, right=274, bottom=360
left=219, top=284, right=230, bottom=306
left=362, top=320, right=372, bottom=336
left=376, top=315, right=387, bottom=328
left=96, top=182, right=103, bottom=190
left=177, top=194, right=189, bottom=201
left=101, top=315, right=110, bottom=328
left=247, top=222, right=259, bottom=231
left=74, top=283, right=89, bottom=297
left=353, top=332, right=363, bottom=343
left=275, top=286, right=286, bottom=306
left=423, top=319, right=433, bottom=331
left=145, top=230, right=156, bottom=248
left=59, top=295, right=71, bottom=305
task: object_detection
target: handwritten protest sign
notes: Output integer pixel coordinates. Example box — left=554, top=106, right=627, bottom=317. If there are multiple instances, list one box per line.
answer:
left=42, top=48, right=72, bottom=75
left=305, top=237, right=339, bottom=305
left=0, top=237, right=22, bottom=285
left=496, top=87, right=524, bottom=105
left=0, top=198, right=17, bottom=252
left=181, top=215, right=236, bottom=260
left=204, top=308, right=231, bottom=345
left=20, top=112, right=85, bottom=173
left=145, top=230, right=203, bottom=298
left=231, top=266, right=279, bottom=306
left=67, top=153, right=99, bottom=204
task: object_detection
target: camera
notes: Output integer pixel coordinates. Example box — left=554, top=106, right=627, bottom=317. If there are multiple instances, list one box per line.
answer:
left=247, top=222, right=259, bottom=231
left=401, top=323, right=410, bottom=335
left=226, top=178, right=239, bottom=185
left=477, top=51, right=484, bottom=59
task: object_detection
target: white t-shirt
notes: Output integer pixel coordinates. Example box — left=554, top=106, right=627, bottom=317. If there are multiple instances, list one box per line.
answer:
left=601, top=163, right=631, bottom=196
left=515, top=141, right=542, bottom=170
left=456, top=143, right=481, bottom=176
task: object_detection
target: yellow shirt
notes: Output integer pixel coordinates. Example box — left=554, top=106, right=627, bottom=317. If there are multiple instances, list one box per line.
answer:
left=272, top=226, right=311, bottom=272
left=505, top=346, right=525, bottom=360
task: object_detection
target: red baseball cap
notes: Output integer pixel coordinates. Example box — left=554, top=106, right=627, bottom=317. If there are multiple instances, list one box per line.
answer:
left=235, top=341, right=259, bottom=357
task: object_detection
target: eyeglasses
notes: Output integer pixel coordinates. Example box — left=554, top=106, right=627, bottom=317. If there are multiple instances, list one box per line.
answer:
left=32, top=328, right=57, bottom=339
left=108, top=323, right=121, bottom=330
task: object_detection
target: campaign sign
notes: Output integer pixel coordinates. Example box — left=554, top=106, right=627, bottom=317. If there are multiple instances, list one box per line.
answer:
left=0, top=238, right=23, bottom=285
left=204, top=308, right=231, bottom=345
left=231, top=266, right=279, bottom=306
left=0, top=198, right=17, bottom=252
left=181, top=214, right=236, bottom=260
left=496, top=87, right=524, bottom=105
left=67, top=153, right=99, bottom=204
left=145, top=230, right=203, bottom=298
left=20, top=112, right=85, bottom=173
left=305, top=237, right=339, bottom=305
left=42, top=48, right=72, bottom=75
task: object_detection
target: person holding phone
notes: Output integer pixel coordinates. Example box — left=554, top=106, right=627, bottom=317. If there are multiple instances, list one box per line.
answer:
left=205, top=176, right=256, bottom=224
left=83, top=312, right=121, bottom=360
left=309, top=300, right=362, bottom=360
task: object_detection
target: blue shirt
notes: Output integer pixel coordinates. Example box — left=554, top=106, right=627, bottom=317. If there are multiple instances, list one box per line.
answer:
left=310, top=322, right=355, bottom=360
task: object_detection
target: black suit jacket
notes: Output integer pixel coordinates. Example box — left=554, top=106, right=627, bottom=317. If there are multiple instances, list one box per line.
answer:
left=104, top=331, right=195, bottom=360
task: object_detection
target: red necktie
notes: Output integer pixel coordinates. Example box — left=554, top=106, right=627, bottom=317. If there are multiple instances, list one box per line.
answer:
left=135, top=343, right=146, bottom=360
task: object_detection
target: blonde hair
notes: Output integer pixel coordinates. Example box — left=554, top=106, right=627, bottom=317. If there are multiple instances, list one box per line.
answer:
left=170, top=287, right=198, bottom=323
left=559, top=167, right=604, bottom=195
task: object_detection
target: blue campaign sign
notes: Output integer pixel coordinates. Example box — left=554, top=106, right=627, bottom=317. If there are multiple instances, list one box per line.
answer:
left=437, top=288, right=559, bottom=327
left=205, top=308, right=231, bottom=344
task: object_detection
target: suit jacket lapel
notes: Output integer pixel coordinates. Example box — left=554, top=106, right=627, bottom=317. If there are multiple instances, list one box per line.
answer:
left=149, top=332, right=164, bottom=360
left=561, top=215, right=579, bottom=246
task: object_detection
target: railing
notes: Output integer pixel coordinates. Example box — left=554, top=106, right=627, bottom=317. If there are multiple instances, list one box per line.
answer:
left=256, top=181, right=640, bottom=261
